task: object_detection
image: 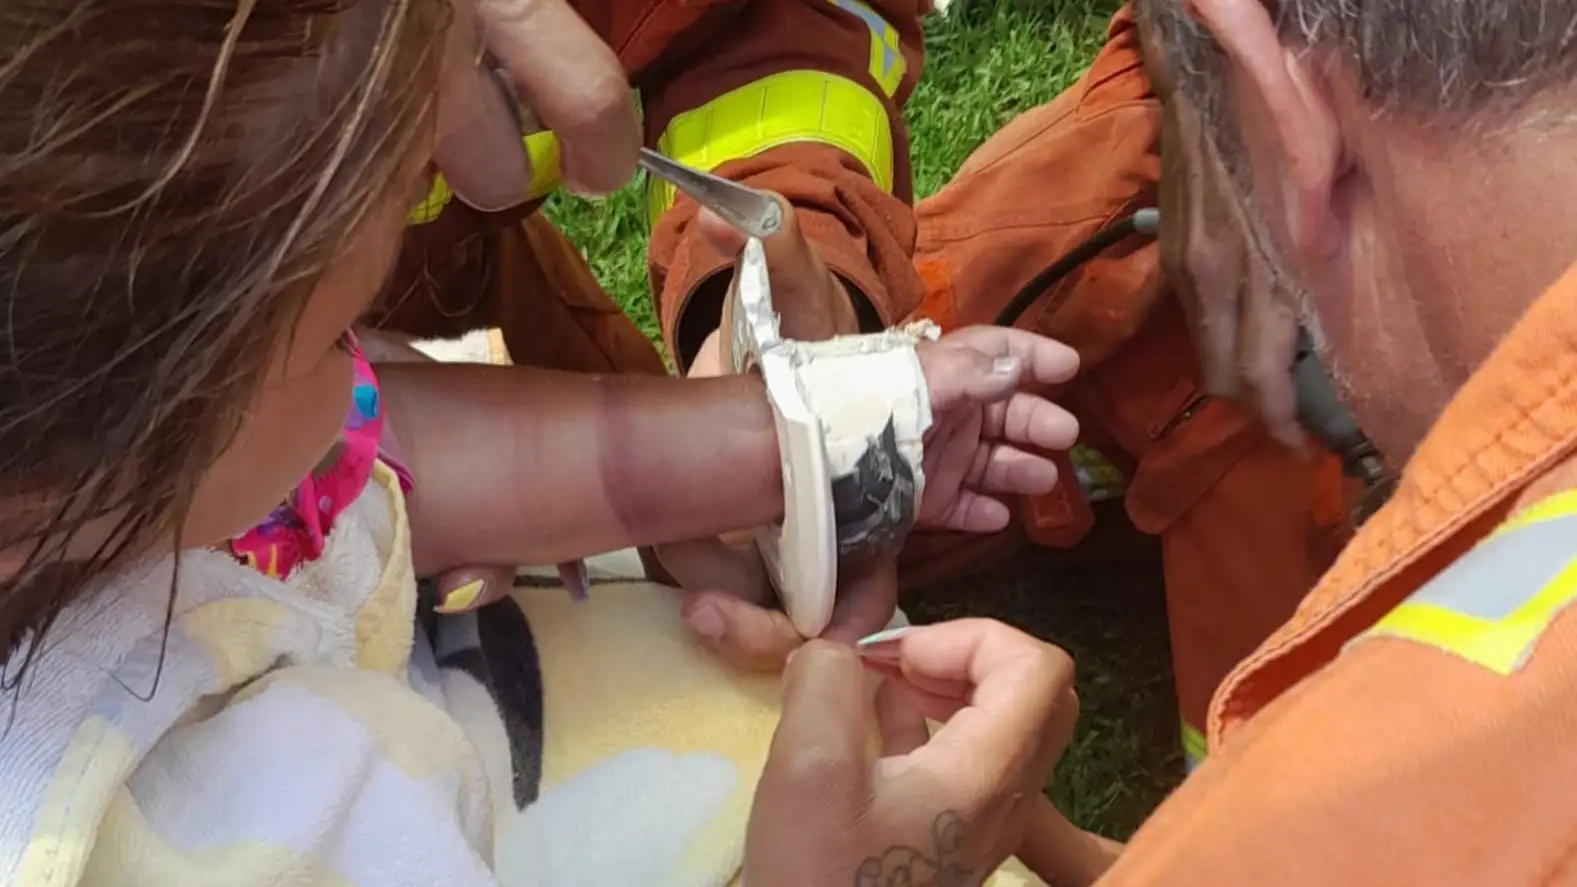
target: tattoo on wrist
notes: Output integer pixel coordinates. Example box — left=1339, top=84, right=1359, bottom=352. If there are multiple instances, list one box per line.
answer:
left=853, top=810, right=973, bottom=887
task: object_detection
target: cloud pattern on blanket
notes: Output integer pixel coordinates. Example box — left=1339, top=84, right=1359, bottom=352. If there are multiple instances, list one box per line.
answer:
left=433, top=571, right=777, bottom=887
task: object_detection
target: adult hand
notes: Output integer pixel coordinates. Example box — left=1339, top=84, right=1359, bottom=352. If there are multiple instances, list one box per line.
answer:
left=433, top=0, right=640, bottom=211
left=1159, top=83, right=1303, bottom=447
left=743, top=620, right=1078, bottom=887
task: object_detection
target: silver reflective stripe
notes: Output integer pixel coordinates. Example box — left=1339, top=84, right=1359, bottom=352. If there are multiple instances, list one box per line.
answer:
left=828, top=0, right=901, bottom=71
left=1344, top=504, right=1577, bottom=675
left=1407, top=514, right=1577, bottom=620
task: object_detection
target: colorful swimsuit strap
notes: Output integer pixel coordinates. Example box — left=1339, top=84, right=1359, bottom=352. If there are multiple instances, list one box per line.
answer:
left=229, top=332, right=412, bottom=579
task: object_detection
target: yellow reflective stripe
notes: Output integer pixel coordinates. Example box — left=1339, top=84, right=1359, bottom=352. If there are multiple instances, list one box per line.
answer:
left=1491, top=488, right=1577, bottom=537
left=1349, top=491, right=1577, bottom=675
left=521, top=130, right=562, bottom=200
left=408, top=174, right=452, bottom=226
left=646, top=70, right=894, bottom=227
left=1180, top=720, right=1208, bottom=772
left=406, top=130, right=563, bottom=227
left=826, top=0, right=906, bottom=96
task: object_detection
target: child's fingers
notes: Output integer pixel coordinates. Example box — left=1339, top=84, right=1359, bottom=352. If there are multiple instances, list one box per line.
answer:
left=991, top=393, right=1080, bottom=452
left=934, top=493, right=1012, bottom=534
left=433, top=565, right=517, bottom=613
left=1015, top=332, right=1081, bottom=386
left=940, top=327, right=1080, bottom=386
left=969, top=446, right=1060, bottom=497
left=682, top=590, right=805, bottom=672
left=918, top=343, right=1021, bottom=412
left=654, top=536, right=773, bottom=604
left=820, top=556, right=901, bottom=646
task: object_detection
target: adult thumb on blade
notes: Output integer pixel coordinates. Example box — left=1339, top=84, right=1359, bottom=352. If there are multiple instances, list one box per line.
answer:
left=762, top=641, right=877, bottom=798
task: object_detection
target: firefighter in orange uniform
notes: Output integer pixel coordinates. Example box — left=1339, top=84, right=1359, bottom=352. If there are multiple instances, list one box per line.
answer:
left=377, top=0, right=1349, bottom=779
left=745, top=0, right=1577, bottom=879
left=378, top=1, right=1358, bottom=777
left=1083, top=0, right=1577, bottom=879
left=902, top=3, right=1355, bottom=769
left=377, top=0, right=928, bottom=381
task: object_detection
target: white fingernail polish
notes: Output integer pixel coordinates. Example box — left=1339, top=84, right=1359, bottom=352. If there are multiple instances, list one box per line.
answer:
left=992, top=356, right=1020, bottom=375
left=857, top=626, right=912, bottom=647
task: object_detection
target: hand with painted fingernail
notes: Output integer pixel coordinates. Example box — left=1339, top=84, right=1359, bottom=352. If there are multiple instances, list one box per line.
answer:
left=429, top=559, right=594, bottom=614
left=430, top=565, right=518, bottom=614
left=742, top=620, right=1081, bottom=886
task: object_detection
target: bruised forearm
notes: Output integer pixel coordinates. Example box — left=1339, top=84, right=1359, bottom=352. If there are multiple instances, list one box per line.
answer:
left=377, top=363, right=783, bottom=576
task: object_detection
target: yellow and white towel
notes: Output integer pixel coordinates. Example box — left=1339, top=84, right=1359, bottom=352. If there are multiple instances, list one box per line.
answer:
left=0, top=460, right=1044, bottom=886
left=458, top=563, right=1048, bottom=887
left=0, top=462, right=497, bottom=887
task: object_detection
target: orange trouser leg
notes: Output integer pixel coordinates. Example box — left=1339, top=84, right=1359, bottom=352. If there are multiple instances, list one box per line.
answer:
left=1159, top=442, right=1346, bottom=766
left=491, top=213, right=668, bottom=376
left=376, top=205, right=667, bottom=377
left=901, top=4, right=1158, bottom=587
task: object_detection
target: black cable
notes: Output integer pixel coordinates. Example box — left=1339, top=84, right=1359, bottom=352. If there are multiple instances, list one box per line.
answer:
left=996, top=206, right=1391, bottom=520
left=993, top=207, right=1160, bottom=327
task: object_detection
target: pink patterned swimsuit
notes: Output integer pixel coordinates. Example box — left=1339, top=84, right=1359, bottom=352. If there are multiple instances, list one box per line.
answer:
left=230, top=334, right=412, bottom=579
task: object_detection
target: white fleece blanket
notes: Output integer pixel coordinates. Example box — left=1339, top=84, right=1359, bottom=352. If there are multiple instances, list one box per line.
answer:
left=0, top=460, right=1045, bottom=887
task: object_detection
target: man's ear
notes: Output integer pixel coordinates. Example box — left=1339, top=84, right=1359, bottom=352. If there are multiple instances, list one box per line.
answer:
left=1187, top=0, right=1343, bottom=265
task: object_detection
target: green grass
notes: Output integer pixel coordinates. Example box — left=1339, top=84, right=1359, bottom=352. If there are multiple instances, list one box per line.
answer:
left=908, top=0, right=1120, bottom=196
left=547, top=0, right=1181, bottom=842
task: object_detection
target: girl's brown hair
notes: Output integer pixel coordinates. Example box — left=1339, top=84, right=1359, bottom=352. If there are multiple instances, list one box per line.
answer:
left=0, top=0, right=446, bottom=682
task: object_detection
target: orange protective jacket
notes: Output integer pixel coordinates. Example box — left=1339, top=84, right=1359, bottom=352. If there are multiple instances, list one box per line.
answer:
left=375, top=0, right=927, bottom=375
left=1096, top=255, right=1577, bottom=886
left=907, top=6, right=1350, bottom=743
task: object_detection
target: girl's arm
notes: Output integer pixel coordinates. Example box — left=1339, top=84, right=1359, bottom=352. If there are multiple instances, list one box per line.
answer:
left=1017, top=796, right=1124, bottom=887
left=376, top=361, right=784, bottom=577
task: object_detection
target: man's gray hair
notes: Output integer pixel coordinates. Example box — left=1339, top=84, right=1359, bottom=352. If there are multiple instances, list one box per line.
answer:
left=1137, top=0, right=1577, bottom=123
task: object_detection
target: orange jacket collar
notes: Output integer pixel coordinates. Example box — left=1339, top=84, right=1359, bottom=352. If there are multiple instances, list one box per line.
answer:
left=1209, top=260, right=1577, bottom=741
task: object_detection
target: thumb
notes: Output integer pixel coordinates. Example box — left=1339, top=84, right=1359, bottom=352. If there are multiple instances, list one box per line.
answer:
left=747, top=641, right=875, bottom=884
left=697, top=203, right=748, bottom=256
left=698, top=194, right=851, bottom=340
left=698, top=193, right=812, bottom=276
left=682, top=590, right=804, bottom=672
left=919, top=343, right=1022, bottom=411
left=763, top=641, right=877, bottom=796
left=819, top=556, right=899, bottom=646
